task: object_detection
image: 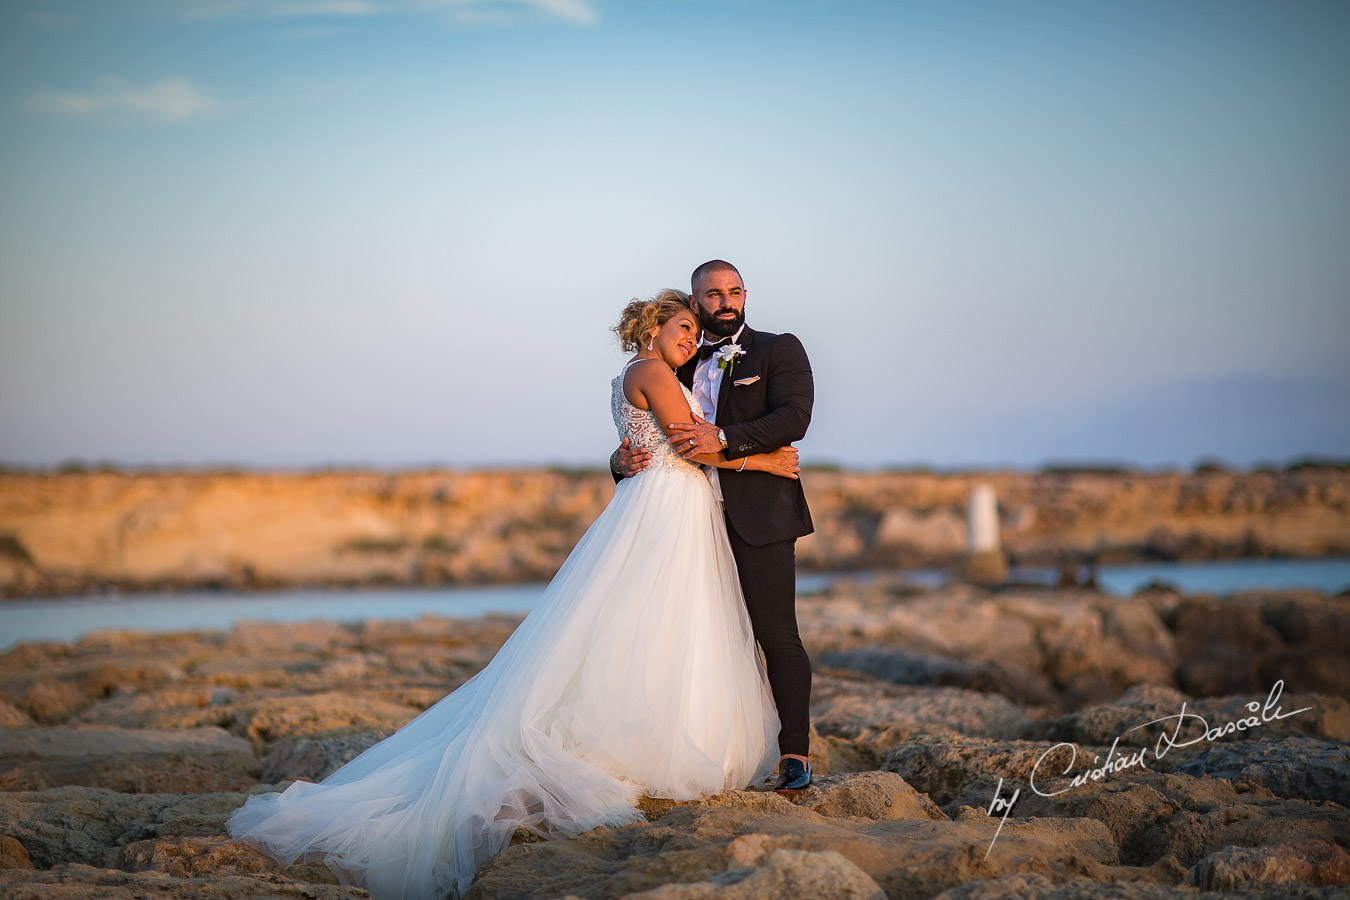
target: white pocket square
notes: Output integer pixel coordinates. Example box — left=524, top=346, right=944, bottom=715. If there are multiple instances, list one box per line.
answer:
left=733, top=376, right=760, bottom=386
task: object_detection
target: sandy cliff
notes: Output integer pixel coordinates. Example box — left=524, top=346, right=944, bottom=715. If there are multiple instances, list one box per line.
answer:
left=1, top=465, right=1347, bottom=596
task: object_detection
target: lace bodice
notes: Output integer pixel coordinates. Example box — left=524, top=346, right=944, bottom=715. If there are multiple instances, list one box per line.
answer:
left=611, top=360, right=707, bottom=477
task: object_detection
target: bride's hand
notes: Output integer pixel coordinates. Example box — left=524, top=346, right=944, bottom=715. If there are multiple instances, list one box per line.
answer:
left=748, top=446, right=800, bottom=480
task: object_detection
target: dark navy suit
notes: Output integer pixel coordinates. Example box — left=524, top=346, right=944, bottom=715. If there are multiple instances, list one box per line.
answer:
left=676, top=325, right=814, bottom=757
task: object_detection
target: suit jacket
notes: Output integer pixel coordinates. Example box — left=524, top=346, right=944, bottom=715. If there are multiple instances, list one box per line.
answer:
left=678, top=325, right=815, bottom=546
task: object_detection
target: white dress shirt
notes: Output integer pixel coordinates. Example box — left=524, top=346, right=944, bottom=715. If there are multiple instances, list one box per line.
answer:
left=691, top=324, right=745, bottom=502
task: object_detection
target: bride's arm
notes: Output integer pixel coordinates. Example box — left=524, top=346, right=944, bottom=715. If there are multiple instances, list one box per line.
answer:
left=629, top=364, right=800, bottom=480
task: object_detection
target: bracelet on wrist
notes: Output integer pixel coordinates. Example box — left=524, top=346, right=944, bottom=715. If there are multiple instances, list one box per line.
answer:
left=737, top=457, right=748, bottom=472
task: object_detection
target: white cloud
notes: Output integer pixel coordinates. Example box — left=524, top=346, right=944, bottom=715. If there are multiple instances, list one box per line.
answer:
left=160, top=0, right=595, bottom=25
left=518, top=0, right=599, bottom=25
left=169, top=1, right=264, bottom=20
left=272, top=1, right=381, bottom=16
left=422, top=0, right=599, bottom=26
left=161, top=0, right=381, bottom=20
left=27, top=78, right=225, bottom=122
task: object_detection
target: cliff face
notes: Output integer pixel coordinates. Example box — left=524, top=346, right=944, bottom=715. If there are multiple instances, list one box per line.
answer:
left=800, top=465, right=1350, bottom=571
left=1, top=466, right=1347, bottom=596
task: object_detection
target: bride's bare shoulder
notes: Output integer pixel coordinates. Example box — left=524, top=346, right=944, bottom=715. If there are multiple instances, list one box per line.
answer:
left=622, top=358, right=679, bottom=409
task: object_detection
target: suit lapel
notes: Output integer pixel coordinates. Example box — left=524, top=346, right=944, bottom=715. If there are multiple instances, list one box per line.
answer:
left=677, top=358, right=697, bottom=389
left=716, top=326, right=756, bottom=421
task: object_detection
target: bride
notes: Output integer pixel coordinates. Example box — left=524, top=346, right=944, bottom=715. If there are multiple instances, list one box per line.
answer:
left=227, top=290, right=802, bottom=900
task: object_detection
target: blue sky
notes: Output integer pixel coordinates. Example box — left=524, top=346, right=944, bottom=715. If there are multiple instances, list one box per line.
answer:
left=1, top=0, right=1347, bottom=470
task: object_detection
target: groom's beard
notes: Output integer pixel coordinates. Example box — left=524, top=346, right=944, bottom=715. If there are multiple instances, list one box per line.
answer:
left=699, top=306, right=744, bottom=339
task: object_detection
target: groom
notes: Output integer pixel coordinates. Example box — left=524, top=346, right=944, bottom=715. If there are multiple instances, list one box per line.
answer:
left=614, top=259, right=815, bottom=791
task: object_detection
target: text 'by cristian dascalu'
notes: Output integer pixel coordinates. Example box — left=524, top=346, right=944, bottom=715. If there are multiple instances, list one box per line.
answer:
left=981, top=680, right=1311, bottom=858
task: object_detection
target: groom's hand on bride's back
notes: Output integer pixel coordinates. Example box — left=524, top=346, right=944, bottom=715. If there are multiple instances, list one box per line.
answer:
left=611, top=438, right=652, bottom=479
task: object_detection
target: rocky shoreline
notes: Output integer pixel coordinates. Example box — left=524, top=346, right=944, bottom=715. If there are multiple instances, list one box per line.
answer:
left=1, top=579, right=1347, bottom=898
left=3, top=464, right=1349, bottom=597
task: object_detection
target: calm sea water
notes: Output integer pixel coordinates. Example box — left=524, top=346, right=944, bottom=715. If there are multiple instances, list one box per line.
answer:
left=3, top=557, right=1347, bottom=651
left=0, top=584, right=543, bottom=652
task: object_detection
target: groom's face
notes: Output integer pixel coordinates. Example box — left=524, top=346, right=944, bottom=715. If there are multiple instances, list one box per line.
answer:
left=691, top=268, right=746, bottom=339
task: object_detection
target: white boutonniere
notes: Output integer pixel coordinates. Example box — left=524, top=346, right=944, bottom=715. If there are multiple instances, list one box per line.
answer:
left=714, top=343, right=745, bottom=375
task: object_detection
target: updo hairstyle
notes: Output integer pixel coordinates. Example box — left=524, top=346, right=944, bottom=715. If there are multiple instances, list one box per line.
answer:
left=613, top=289, right=694, bottom=352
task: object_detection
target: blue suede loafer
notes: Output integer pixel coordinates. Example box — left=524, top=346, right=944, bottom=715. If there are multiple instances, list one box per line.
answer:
left=777, top=757, right=812, bottom=792
left=747, top=758, right=813, bottom=793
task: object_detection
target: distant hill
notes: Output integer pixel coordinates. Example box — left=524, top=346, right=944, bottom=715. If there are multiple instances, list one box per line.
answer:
left=3, top=464, right=1348, bottom=597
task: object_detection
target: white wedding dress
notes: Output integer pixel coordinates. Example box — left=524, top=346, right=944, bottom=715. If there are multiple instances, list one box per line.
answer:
left=227, top=362, right=779, bottom=900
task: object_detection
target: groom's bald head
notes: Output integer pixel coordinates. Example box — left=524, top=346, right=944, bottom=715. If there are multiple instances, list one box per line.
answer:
left=691, top=259, right=743, bottom=295
left=689, top=259, right=746, bottom=339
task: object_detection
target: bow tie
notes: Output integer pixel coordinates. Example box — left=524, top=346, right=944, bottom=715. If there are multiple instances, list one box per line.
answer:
left=698, top=341, right=728, bottom=361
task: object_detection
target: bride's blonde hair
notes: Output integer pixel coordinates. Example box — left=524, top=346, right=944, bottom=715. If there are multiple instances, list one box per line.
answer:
left=613, top=289, right=694, bottom=351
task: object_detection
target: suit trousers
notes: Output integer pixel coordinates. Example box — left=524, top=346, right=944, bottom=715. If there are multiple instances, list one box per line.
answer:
left=724, top=518, right=812, bottom=758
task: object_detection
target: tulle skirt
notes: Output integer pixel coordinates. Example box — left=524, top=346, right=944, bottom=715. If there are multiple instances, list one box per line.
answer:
left=227, top=464, right=780, bottom=900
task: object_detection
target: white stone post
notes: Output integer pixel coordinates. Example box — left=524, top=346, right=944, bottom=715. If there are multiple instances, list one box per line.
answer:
left=959, top=482, right=1008, bottom=586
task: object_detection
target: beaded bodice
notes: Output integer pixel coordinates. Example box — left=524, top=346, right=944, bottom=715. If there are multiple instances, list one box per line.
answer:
left=611, top=360, right=707, bottom=477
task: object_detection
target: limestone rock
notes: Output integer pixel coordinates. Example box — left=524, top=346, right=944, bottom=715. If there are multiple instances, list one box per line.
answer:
left=933, top=872, right=1059, bottom=899
left=467, top=818, right=732, bottom=900
left=1161, top=798, right=1348, bottom=873
left=239, top=693, right=417, bottom=745
left=0, top=766, right=51, bottom=792
left=1223, top=592, right=1350, bottom=699
left=788, top=772, right=946, bottom=822
left=73, top=660, right=180, bottom=697
left=934, top=872, right=1201, bottom=899
left=150, top=692, right=419, bottom=746
left=620, top=849, right=886, bottom=900
left=1035, top=684, right=1194, bottom=747
left=1193, top=692, right=1350, bottom=743
left=1012, top=776, right=1181, bottom=863
left=636, top=789, right=805, bottom=823
left=810, top=589, right=1185, bottom=710
left=0, top=787, right=244, bottom=868
left=1190, top=839, right=1350, bottom=890
left=1099, top=597, right=1179, bottom=684
left=71, top=687, right=226, bottom=730
left=187, top=655, right=323, bottom=691
left=819, top=645, right=994, bottom=689
left=8, top=677, right=88, bottom=724
left=260, top=729, right=391, bottom=783
left=0, top=863, right=372, bottom=898
left=1023, top=594, right=1174, bottom=708
left=1176, top=738, right=1350, bottom=805
left=1167, top=595, right=1286, bottom=697
left=118, top=835, right=341, bottom=884
left=882, top=733, right=1091, bottom=810
left=0, top=699, right=35, bottom=727
left=0, top=726, right=259, bottom=793
left=1034, top=685, right=1350, bottom=748
left=817, top=647, right=1056, bottom=708
left=1010, top=769, right=1350, bottom=870
left=811, top=673, right=1031, bottom=743
left=957, top=550, right=1008, bottom=587
left=0, top=834, right=33, bottom=870
left=469, top=792, right=1119, bottom=900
